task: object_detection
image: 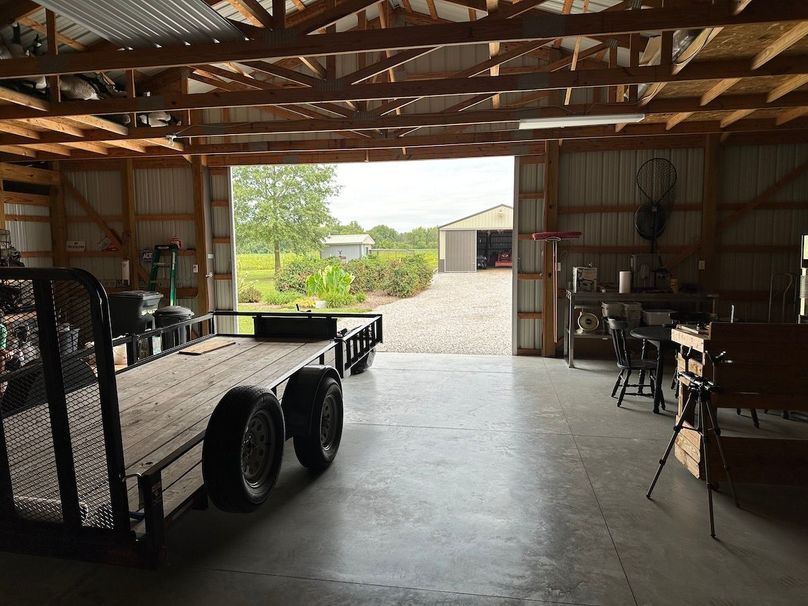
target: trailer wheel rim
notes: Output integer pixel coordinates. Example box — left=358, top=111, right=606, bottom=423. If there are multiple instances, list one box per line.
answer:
left=320, top=394, right=338, bottom=450
left=241, top=410, right=274, bottom=487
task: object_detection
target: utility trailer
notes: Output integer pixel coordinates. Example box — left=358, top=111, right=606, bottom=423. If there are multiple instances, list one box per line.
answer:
left=0, top=268, right=382, bottom=566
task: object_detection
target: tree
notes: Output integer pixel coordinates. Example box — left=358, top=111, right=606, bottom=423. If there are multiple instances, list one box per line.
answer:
left=368, top=224, right=399, bottom=248
left=232, top=164, right=340, bottom=273
left=401, top=226, right=438, bottom=249
left=330, top=220, right=365, bottom=235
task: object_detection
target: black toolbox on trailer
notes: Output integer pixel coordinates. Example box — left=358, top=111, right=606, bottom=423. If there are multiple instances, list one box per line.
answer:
left=0, top=268, right=382, bottom=566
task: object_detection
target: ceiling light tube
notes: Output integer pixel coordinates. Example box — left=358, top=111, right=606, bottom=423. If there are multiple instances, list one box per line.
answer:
left=518, top=114, right=646, bottom=129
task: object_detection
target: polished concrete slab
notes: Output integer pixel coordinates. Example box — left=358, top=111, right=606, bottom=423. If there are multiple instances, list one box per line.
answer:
left=2, top=353, right=808, bottom=606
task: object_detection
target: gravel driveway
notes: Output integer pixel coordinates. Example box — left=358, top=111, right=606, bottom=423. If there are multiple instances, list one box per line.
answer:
left=375, top=269, right=511, bottom=354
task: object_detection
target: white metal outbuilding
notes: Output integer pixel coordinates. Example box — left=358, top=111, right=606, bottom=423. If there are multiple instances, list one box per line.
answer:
left=438, top=205, right=513, bottom=272
left=320, top=234, right=375, bottom=261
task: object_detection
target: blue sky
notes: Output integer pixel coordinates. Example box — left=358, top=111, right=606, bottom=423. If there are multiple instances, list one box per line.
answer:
left=329, top=157, right=515, bottom=231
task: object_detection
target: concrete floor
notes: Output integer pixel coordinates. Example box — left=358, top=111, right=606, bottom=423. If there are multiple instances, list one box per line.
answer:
left=3, top=353, right=808, bottom=605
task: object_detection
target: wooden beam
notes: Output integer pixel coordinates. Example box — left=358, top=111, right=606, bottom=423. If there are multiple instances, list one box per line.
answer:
left=564, top=0, right=589, bottom=106
left=0, top=3, right=804, bottom=78
left=227, top=0, right=274, bottom=28
left=720, top=108, right=755, bottom=127
left=701, top=77, right=741, bottom=105
left=775, top=106, right=808, bottom=126
left=18, top=16, right=86, bottom=51
left=6, top=54, right=804, bottom=122
left=49, top=162, right=67, bottom=266
left=244, top=60, right=321, bottom=86
left=121, top=159, right=140, bottom=287
left=767, top=74, right=808, bottom=102
left=751, top=21, right=808, bottom=69
left=273, top=0, right=287, bottom=28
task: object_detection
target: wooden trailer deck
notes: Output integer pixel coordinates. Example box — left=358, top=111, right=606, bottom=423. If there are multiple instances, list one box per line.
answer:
left=116, top=336, right=336, bottom=524
left=1, top=336, right=336, bottom=532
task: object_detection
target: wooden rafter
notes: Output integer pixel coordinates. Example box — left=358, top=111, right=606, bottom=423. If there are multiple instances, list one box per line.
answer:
left=227, top=0, right=274, bottom=28
left=2, top=54, right=805, bottom=122
left=564, top=0, right=589, bottom=106
left=0, top=4, right=804, bottom=78
left=16, top=115, right=808, bottom=162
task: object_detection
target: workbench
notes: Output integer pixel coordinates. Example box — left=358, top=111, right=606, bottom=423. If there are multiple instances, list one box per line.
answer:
left=565, top=291, right=717, bottom=367
left=672, top=323, right=808, bottom=485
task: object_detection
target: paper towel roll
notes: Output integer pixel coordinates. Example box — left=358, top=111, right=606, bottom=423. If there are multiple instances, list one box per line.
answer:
left=619, top=271, right=632, bottom=294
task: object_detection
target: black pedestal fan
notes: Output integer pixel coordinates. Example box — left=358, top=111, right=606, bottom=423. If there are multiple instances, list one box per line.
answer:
left=634, top=158, right=677, bottom=252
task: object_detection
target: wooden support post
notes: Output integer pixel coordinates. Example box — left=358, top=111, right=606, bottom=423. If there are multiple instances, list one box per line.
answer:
left=122, top=159, right=139, bottom=287
left=0, top=177, right=5, bottom=229
left=700, top=134, right=720, bottom=290
left=49, top=161, right=67, bottom=266
left=542, top=140, right=560, bottom=357
left=273, top=0, right=286, bottom=29
left=45, top=10, right=60, bottom=103
left=125, top=69, right=137, bottom=128
left=608, top=41, right=618, bottom=103
left=629, top=33, right=641, bottom=101
left=661, top=30, right=673, bottom=68
left=192, top=155, right=212, bottom=315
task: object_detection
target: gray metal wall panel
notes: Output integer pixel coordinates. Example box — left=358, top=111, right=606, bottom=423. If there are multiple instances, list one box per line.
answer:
left=444, top=230, right=476, bottom=272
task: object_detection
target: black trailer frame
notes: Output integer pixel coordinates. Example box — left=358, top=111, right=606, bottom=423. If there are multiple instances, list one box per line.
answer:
left=0, top=268, right=382, bottom=567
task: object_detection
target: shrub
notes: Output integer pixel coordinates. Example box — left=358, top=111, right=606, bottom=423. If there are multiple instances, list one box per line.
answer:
left=237, top=279, right=262, bottom=303
left=275, top=257, right=329, bottom=293
left=264, top=289, right=300, bottom=306
left=306, top=265, right=355, bottom=307
left=384, top=254, right=433, bottom=297
left=346, top=255, right=388, bottom=292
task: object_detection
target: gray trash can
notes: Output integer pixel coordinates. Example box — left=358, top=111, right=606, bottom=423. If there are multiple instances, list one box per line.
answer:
left=153, top=305, right=194, bottom=349
left=108, top=290, right=162, bottom=336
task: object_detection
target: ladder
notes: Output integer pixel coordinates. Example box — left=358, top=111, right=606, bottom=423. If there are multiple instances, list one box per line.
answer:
left=147, top=244, right=178, bottom=305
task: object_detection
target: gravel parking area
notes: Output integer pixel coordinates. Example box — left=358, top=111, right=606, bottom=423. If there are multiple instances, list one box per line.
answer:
left=375, top=269, right=511, bottom=354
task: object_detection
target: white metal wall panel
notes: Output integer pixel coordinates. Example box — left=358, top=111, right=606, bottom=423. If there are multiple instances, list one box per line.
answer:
left=62, top=169, right=124, bottom=280
left=557, top=147, right=704, bottom=291
left=514, top=157, right=545, bottom=353
left=209, top=167, right=237, bottom=332
left=718, top=143, right=808, bottom=321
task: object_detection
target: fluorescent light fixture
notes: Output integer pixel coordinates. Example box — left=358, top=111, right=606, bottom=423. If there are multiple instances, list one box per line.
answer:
left=518, top=114, right=646, bottom=129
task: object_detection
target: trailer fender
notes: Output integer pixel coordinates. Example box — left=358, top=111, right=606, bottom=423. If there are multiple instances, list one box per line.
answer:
left=282, top=365, right=341, bottom=439
left=282, top=366, right=343, bottom=471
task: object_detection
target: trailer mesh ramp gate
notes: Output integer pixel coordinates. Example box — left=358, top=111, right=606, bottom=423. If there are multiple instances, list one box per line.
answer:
left=0, top=269, right=129, bottom=560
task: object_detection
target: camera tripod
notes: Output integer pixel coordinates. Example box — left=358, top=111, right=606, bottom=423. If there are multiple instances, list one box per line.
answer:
left=646, top=352, right=739, bottom=538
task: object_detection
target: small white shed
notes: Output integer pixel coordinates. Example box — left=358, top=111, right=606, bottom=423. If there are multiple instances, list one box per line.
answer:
left=320, top=234, right=375, bottom=261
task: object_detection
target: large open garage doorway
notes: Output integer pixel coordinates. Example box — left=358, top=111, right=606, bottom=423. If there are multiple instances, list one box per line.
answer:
left=232, top=157, right=514, bottom=355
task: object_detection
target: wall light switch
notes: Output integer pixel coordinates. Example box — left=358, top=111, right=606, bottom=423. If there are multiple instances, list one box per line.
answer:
left=192, top=264, right=199, bottom=273
left=698, top=259, right=705, bottom=270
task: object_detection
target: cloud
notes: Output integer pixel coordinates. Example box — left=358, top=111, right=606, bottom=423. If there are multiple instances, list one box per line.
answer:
left=329, top=157, right=515, bottom=231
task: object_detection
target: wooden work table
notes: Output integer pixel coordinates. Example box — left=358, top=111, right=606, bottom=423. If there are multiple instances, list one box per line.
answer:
left=671, top=323, right=808, bottom=485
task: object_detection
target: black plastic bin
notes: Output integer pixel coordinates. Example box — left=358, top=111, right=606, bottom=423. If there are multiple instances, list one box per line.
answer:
left=108, top=290, right=162, bottom=336
left=153, top=305, right=194, bottom=349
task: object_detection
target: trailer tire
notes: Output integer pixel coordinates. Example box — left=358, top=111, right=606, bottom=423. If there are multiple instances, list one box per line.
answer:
left=202, top=386, right=285, bottom=513
left=283, top=367, right=343, bottom=471
left=352, top=348, right=376, bottom=375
